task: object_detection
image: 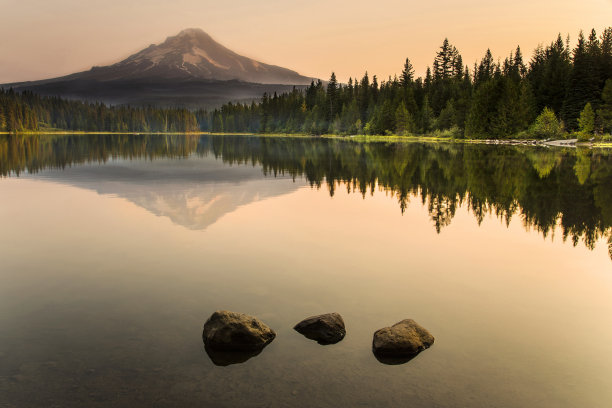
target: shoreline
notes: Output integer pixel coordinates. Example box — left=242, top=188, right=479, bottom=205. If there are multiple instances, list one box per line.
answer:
left=1, top=131, right=610, bottom=148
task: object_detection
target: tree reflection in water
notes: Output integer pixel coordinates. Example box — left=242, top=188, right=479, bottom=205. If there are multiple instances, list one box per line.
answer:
left=2, top=134, right=611, bottom=259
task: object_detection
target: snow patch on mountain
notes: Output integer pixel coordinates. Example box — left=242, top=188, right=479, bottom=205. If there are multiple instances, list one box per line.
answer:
left=183, top=47, right=230, bottom=70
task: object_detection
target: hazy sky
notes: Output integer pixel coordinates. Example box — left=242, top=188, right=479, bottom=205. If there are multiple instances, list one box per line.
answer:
left=1, top=0, right=611, bottom=83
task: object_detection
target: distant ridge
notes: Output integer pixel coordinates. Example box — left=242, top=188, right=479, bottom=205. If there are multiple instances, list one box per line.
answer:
left=3, top=28, right=315, bottom=107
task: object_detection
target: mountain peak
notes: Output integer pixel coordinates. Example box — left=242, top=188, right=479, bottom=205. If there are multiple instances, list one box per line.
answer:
left=173, top=27, right=213, bottom=42
left=17, top=29, right=314, bottom=86
left=80, top=28, right=314, bottom=84
left=7, top=28, right=315, bottom=107
left=179, top=27, right=204, bottom=34
left=177, top=27, right=207, bottom=37
left=163, top=27, right=217, bottom=51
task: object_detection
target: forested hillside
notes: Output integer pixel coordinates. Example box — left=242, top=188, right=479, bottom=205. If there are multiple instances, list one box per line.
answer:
left=202, top=28, right=612, bottom=139
left=0, top=90, right=199, bottom=132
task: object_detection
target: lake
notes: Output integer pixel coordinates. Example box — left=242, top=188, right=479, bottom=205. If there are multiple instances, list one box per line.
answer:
left=1, top=134, right=611, bottom=408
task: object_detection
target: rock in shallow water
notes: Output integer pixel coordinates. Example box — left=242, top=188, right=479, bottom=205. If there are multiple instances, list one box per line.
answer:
left=372, top=319, right=434, bottom=364
left=202, top=310, right=276, bottom=352
left=293, top=313, right=346, bottom=345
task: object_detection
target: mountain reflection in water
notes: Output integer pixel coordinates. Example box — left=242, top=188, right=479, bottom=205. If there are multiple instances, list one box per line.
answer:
left=21, top=158, right=300, bottom=231
left=1, top=133, right=611, bottom=258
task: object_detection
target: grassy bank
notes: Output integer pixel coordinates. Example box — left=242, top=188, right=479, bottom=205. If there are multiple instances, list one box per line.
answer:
left=3, top=130, right=612, bottom=147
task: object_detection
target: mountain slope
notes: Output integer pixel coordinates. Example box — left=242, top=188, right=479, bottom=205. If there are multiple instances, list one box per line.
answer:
left=68, top=28, right=313, bottom=85
left=9, top=78, right=304, bottom=109
left=3, top=28, right=315, bottom=107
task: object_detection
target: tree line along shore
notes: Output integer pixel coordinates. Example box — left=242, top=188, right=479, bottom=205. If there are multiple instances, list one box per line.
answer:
left=1, top=27, right=611, bottom=141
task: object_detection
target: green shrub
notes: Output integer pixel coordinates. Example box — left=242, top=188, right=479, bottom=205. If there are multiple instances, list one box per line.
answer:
left=530, top=107, right=565, bottom=139
left=513, top=130, right=531, bottom=139
left=576, top=132, right=592, bottom=142
left=578, top=103, right=595, bottom=135
left=431, top=126, right=462, bottom=139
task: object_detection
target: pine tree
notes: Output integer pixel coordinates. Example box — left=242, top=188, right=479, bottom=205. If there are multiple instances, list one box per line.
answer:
left=403, top=85, right=419, bottom=118
left=400, top=58, right=414, bottom=87
left=597, top=79, right=612, bottom=133
left=433, top=39, right=460, bottom=79
left=529, top=34, right=571, bottom=115
left=475, top=49, right=495, bottom=87
left=371, top=75, right=379, bottom=102
left=578, top=103, right=595, bottom=134
left=420, top=96, right=434, bottom=133
left=514, top=46, right=526, bottom=77
left=424, top=67, right=432, bottom=91
left=454, top=55, right=464, bottom=79
left=340, top=100, right=361, bottom=134
left=436, top=100, right=457, bottom=131
left=326, top=72, right=339, bottom=121
left=395, top=101, right=414, bottom=135
left=600, top=28, right=612, bottom=88
left=358, top=72, right=370, bottom=121
left=0, top=106, right=5, bottom=131
left=451, top=69, right=472, bottom=132
left=465, top=79, right=499, bottom=138
left=379, top=100, right=395, bottom=133
left=491, top=77, right=522, bottom=137
left=518, top=81, right=537, bottom=129
left=561, top=31, right=601, bottom=129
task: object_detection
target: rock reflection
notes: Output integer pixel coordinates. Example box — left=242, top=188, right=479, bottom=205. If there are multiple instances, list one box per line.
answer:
left=372, top=351, right=419, bottom=366
left=204, top=344, right=264, bottom=366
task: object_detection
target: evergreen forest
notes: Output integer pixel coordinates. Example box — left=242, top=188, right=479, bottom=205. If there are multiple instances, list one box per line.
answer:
left=203, top=28, right=612, bottom=139
left=0, top=90, right=199, bottom=133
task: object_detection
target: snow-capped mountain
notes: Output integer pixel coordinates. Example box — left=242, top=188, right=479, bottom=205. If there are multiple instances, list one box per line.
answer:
left=4, top=29, right=315, bottom=107
left=63, top=28, right=313, bottom=85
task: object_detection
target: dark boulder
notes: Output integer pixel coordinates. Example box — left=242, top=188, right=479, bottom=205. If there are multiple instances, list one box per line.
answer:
left=202, top=310, right=276, bottom=352
left=294, top=313, right=346, bottom=345
left=372, top=319, right=434, bottom=364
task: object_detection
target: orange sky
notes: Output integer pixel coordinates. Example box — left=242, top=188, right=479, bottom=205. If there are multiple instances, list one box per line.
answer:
left=1, top=0, right=611, bottom=83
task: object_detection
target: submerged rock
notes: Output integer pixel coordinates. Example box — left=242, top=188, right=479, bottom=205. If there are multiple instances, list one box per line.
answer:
left=294, top=313, right=346, bottom=345
left=202, top=310, right=276, bottom=352
left=372, top=319, right=434, bottom=364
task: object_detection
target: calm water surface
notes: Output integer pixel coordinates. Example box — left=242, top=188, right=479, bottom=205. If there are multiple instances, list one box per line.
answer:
left=1, top=134, right=611, bottom=407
